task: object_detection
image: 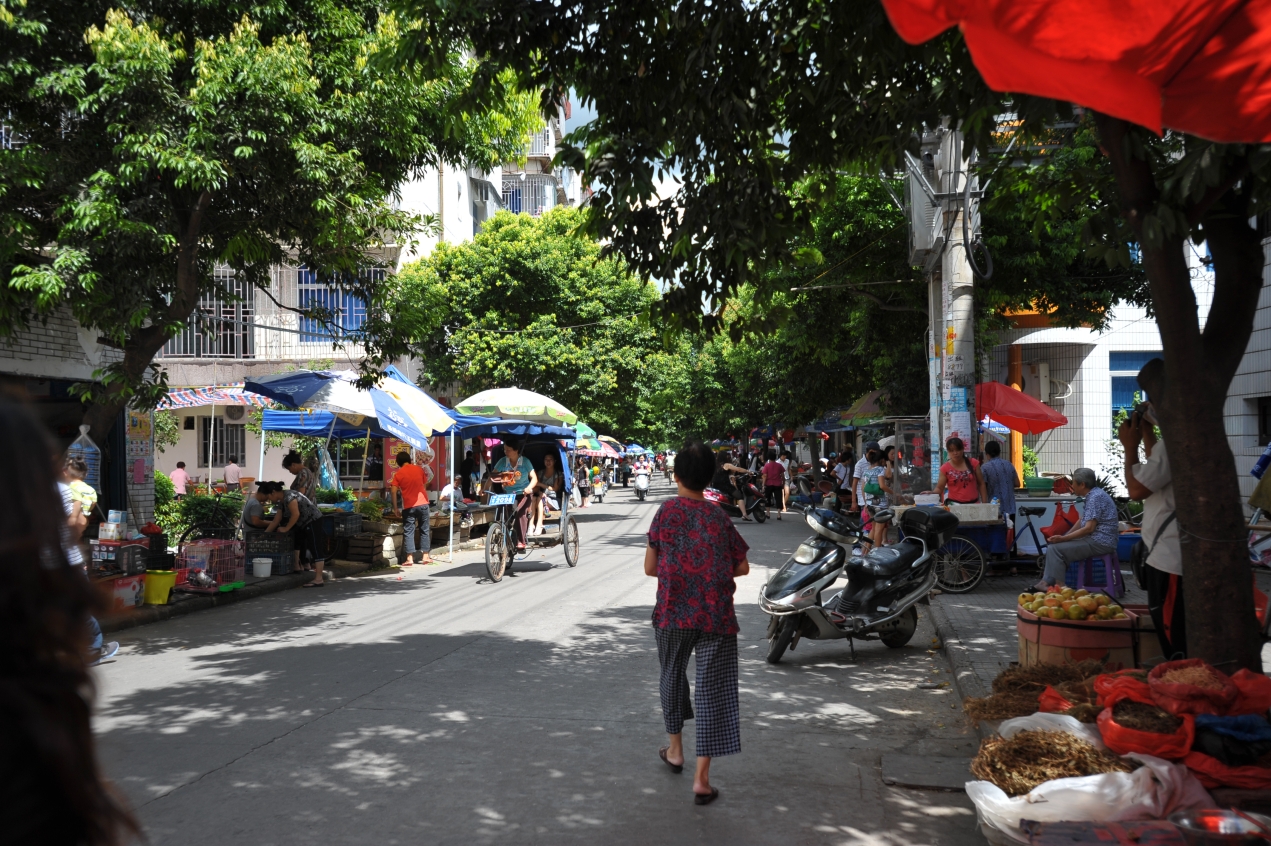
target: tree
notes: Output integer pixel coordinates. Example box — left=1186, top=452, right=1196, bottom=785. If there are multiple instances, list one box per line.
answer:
left=398, top=0, right=1268, bottom=669
left=1, top=1, right=539, bottom=442
left=387, top=207, right=673, bottom=442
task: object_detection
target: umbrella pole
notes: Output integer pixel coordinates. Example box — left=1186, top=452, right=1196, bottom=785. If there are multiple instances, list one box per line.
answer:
left=358, top=427, right=369, bottom=495
left=455, top=429, right=460, bottom=558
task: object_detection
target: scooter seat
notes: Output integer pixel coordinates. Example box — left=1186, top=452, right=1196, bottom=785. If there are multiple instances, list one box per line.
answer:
left=864, top=539, right=925, bottom=577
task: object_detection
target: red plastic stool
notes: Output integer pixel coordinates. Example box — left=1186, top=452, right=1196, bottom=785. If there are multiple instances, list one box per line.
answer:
left=1075, top=552, right=1125, bottom=599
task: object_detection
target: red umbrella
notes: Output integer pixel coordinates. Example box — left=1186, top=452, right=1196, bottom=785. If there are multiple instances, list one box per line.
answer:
left=880, top=0, right=1271, bottom=143
left=975, top=381, right=1068, bottom=435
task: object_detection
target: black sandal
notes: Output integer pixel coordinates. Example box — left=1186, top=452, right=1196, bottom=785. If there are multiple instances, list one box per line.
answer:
left=302, top=581, right=325, bottom=588
left=694, top=787, right=719, bottom=806
left=659, top=747, right=683, bottom=774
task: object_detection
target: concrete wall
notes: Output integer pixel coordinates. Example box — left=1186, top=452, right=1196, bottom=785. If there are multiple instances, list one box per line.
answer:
left=1224, top=232, right=1271, bottom=501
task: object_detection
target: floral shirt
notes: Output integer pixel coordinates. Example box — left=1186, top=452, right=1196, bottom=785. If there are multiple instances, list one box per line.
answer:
left=647, top=496, right=749, bottom=635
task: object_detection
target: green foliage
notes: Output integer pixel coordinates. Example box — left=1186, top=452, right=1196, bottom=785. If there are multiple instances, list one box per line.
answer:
left=154, top=468, right=175, bottom=508
left=388, top=207, right=672, bottom=441
left=152, top=410, right=180, bottom=454
left=354, top=498, right=386, bottom=522
left=1022, top=446, right=1039, bottom=479
left=0, top=1, right=541, bottom=434
left=315, top=487, right=354, bottom=504
left=154, top=491, right=243, bottom=538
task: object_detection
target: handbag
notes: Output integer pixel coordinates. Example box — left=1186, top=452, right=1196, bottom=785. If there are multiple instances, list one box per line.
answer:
left=863, top=471, right=883, bottom=496
left=1130, top=511, right=1176, bottom=590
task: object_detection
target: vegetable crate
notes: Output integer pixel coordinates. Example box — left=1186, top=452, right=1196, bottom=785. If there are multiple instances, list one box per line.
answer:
left=245, top=533, right=294, bottom=555
left=246, top=552, right=294, bottom=576
left=331, top=513, right=363, bottom=537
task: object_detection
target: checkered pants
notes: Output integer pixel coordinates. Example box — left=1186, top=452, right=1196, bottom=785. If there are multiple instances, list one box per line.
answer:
left=654, top=626, right=741, bottom=758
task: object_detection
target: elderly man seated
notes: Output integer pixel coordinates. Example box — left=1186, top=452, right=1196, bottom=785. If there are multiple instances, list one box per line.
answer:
left=1034, top=468, right=1119, bottom=591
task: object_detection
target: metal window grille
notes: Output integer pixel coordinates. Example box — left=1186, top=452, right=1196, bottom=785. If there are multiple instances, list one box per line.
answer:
left=200, top=418, right=246, bottom=468
left=501, top=175, right=556, bottom=217
left=296, top=268, right=380, bottom=342
left=335, top=441, right=366, bottom=478
left=527, top=127, right=552, bottom=157
left=161, top=267, right=255, bottom=358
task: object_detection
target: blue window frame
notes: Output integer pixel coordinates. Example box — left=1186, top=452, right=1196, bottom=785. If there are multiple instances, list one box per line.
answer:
left=296, top=268, right=380, bottom=342
left=1111, top=376, right=1144, bottom=412
left=1109, top=351, right=1162, bottom=372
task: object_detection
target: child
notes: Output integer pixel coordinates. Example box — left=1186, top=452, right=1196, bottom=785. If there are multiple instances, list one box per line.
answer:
left=645, top=439, right=750, bottom=806
left=64, top=456, right=98, bottom=518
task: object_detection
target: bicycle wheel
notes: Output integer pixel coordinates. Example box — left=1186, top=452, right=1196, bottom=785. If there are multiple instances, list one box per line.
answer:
left=178, top=523, right=237, bottom=553
left=563, top=515, right=580, bottom=567
left=485, top=520, right=509, bottom=582
left=934, top=536, right=986, bottom=594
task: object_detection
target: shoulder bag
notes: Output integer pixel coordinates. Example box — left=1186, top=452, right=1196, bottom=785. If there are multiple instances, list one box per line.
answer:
left=1130, top=511, right=1176, bottom=590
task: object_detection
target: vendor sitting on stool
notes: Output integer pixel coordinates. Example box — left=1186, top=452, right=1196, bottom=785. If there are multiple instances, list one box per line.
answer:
left=1035, top=467, right=1119, bottom=591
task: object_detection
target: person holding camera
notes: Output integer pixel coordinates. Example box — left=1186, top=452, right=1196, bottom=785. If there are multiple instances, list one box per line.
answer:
left=1119, top=359, right=1184, bottom=657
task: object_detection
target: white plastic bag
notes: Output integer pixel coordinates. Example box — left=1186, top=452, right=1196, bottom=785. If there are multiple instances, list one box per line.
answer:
left=998, top=713, right=1106, bottom=749
left=967, top=753, right=1213, bottom=843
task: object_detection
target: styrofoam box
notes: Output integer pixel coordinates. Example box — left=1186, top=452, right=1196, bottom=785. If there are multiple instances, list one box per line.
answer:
left=948, top=502, right=1001, bottom=523
left=912, top=494, right=942, bottom=506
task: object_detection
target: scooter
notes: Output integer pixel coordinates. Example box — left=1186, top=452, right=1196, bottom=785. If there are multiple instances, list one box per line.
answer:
left=704, top=472, right=769, bottom=523
left=634, top=468, right=651, bottom=501
left=759, top=505, right=959, bottom=663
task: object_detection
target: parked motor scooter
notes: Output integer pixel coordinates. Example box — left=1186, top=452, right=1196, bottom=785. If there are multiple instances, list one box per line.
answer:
left=758, top=505, right=959, bottom=662
left=703, top=472, right=769, bottom=523
left=634, top=468, right=651, bottom=501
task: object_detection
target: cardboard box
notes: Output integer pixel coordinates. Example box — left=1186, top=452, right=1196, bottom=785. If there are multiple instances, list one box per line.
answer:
left=1017, top=605, right=1139, bottom=669
left=102, top=574, right=145, bottom=611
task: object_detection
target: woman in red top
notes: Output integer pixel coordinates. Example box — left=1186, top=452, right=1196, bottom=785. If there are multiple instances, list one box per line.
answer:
left=935, top=437, right=987, bottom=504
left=645, top=439, right=750, bottom=806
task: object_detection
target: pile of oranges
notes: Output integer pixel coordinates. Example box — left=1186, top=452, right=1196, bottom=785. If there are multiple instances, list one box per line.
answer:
left=1017, top=587, right=1128, bottom=621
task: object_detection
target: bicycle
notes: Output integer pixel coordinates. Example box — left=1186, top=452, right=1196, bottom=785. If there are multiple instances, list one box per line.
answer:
left=177, top=490, right=241, bottom=552
left=484, top=492, right=525, bottom=582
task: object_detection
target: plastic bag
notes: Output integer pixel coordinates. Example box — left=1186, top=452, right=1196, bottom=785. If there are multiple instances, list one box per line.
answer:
left=1148, top=659, right=1239, bottom=717
left=1041, top=504, right=1077, bottom=540
left=1182, top=750, right=1271, bottom=789
left=1230, top=669, right=1271, bottom=716
left=1095, top=670, right=1153, bottom=708
left=967, top=754, right=1213, bottom=844
left=1038, top=685, right=1075, bottom=713
left=999, top=712, right=1107, bottom=748
left=1097, top=707, right=1195, bottom=760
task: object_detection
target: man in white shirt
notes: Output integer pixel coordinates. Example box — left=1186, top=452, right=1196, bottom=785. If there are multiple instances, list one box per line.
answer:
left=1120, top=359, right=1184, bottom=658
left=223, top=456, right=242, bottom=488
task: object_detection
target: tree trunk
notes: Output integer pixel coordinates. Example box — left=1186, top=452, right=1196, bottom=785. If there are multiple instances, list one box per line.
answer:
left=81, top=191, right=213, bottom=446
left=1097, top=115, right=1263, bottom=672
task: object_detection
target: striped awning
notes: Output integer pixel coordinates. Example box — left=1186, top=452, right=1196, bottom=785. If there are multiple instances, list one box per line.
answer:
left=156, top=384, right=271, bottom=410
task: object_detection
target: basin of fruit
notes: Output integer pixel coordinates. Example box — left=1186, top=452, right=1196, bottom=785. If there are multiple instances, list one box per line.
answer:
left=1017, top=586, right=1128, bottom=622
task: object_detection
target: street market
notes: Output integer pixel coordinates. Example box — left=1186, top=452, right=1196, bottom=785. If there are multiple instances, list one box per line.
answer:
left=8, top=0, right=1271, bottom=844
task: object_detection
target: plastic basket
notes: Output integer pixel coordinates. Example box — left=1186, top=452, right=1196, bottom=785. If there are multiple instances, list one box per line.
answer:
left=245, top=533, right=294, bottom=554
left=332, top=512, right=363, bottom=537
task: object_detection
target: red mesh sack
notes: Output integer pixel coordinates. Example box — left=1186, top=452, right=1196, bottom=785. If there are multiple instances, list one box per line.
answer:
left=1148, top=659, right=1239, bottom=717
left=1094, top=670, right=1153, bottom=708
left=1097, top=705, right=1195, bottom=760
left=1038, top=685, right=1074, bottom=713
left=1229, top=669, right=1271, bottom=716
left=1183, top=751, right=1271, bottom=789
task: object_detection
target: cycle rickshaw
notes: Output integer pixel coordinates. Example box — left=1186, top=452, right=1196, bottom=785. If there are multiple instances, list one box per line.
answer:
left=465, top=420, right=580, bottom=582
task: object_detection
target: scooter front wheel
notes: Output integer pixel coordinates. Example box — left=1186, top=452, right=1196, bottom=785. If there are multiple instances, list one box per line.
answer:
left=766, top=616, right=797, bottom=663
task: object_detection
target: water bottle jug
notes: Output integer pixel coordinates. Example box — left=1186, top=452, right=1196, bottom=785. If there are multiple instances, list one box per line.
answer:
left=1253, top=443, right=1271, bottom=479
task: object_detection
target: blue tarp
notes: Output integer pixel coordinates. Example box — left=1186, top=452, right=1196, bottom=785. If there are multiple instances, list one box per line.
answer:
left=262, top=409, right=381, bottom=438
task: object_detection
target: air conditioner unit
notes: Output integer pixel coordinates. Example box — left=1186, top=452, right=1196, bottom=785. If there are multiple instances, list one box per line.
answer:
left=225, top=405, right=245, bottom=422
left=905, top=168, right=945, bottom=269
left=1022, top=362, right=1051, bottom=404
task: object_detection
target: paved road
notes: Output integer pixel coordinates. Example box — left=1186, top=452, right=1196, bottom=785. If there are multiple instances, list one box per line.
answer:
left=96, top=479, right=982, bottom=845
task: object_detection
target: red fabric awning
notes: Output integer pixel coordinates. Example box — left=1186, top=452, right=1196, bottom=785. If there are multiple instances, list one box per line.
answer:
left=975, top=381, right=1068, bottom=434
left=880, top=0, right=1271, bottom=143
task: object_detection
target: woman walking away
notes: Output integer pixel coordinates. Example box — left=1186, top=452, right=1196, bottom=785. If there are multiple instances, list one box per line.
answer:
left=935, top=437, right=986, bottom=505
left=646, top=439, right=750, bottom=806
left=761, top=450, right=786, bottom=520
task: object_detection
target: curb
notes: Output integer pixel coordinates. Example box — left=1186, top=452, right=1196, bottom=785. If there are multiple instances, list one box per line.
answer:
left=101, top=539, right=485, bottom=635
left=927, top=595, right=998, bottom=740
left=101, top=571, right=313, bottom=634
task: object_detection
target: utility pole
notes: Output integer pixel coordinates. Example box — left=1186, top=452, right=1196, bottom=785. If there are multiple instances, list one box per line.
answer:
left=905, top=125, right=982, bottom=486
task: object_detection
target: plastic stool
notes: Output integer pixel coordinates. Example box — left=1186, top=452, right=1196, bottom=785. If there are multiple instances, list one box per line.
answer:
left=1075, top=552, right=1125, bottom=599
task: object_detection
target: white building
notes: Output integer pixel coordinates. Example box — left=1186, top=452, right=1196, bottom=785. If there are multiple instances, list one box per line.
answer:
left=154, top=112, right=583, bottom=486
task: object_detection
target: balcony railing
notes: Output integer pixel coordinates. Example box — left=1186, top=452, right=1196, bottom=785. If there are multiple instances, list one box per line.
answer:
left=526, top=128, right=553, bottom=158
left=502, top=174, right=558, bottom=217
left=158, top=265, right=376, bottom=361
